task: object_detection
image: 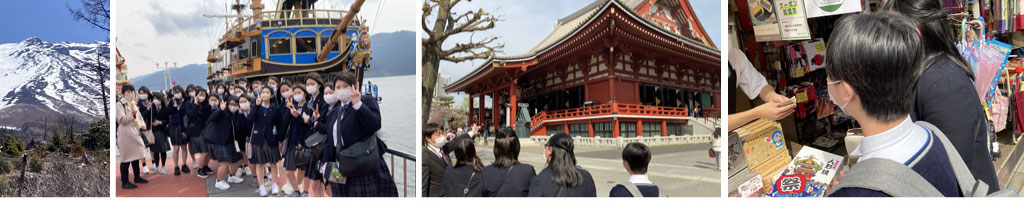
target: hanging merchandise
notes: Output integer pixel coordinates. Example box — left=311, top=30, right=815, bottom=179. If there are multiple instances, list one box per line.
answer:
left=957, top=18, right=1012, bottom=104
left=786, top=43, right=811, bottom=78
left=747, top=0, right=784, bottom=41
left=766, top=146, right=845, bottom=197
left=804, top=0, right=863, bottom=18
left=776, top=0, right=813, bottom=40
left=801, top=39, right=827, bottom=72
left=787, top=83, right=817, bottom=119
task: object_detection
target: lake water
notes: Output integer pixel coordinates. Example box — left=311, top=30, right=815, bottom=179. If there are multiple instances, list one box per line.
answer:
left=364, top=75, right=416, bottom=196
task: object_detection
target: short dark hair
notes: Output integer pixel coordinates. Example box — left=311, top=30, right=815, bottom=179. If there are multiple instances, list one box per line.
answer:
left=121, top=84, right=135, bottom=94
left=334, top=71, right=357, bottom=86
left=305, top=72, right=324, bottom=86
left=452, top=137, right=484, bottom=172
left=492, top=129, right=520, bottom=168
left=622, top=142, right=651, bottom=174
left=423, top=123, right=440, bottom=144
left=825, top=13, right=923, bottom=122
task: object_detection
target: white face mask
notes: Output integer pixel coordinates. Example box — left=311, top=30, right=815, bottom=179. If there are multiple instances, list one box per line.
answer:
left=229, top=106, right=239, bottom=112
left=306, top=85, right=318, bottom=94
left=240, top=103, right=250, bottom=111
left=293, top=95, right=304, bottom=102
left=827, top=79, right=850, bottom=113
left=270, top=85, right=277, bottom=91
left=138, top=94, right=148, bottom=100
left=282, top=91, right=292, bottom=98
left=189, top=92, right=196, bottom=97
left=209, top=101, right=218, bottom=108
left=197, top=96, right=206, bottom=102
left=324, top=92, right=339, bottom=105
left=154, top=100, right=162, bottom=106
left=432, top=135, right=447, bottom=147
left=337, top=88, right=352, bottom=103
left=174, top=93, right=183, bottom=99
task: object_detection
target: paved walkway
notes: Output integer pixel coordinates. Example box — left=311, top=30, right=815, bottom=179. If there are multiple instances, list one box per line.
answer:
left=474, top=139, right=721, bottom=197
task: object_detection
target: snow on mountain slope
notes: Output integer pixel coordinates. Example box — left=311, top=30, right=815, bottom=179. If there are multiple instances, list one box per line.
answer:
left=0, top=37, right=107, bottom=124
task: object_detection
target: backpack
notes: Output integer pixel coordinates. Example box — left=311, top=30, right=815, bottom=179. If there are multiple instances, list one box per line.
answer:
left=827, top=121, right=1020, bottom=197
left=617, top=182, right=667, bottom=197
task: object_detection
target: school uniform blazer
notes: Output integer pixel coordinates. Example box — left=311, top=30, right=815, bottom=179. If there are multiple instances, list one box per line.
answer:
left=286, top=102, right=314, bottom=149
left=233, top=110, right=253, bottom=143
left=152, top=103, right=172, bottom=131
left=204, top=108, right=235, bottom=146
left=481, top=164, right=536, bottom=197
left=322, top=95, right=383, bottom=163
left=443, top=165, right=484, bottom=197
left=422, top=146, right=451, bottom=197
left=248, top=104, right=279, bottom=147
left=138, top=101, right=153, bottom=131
left=275, top=101, right=292, bottom=143
left=184, top=101, right=210, bottom=137
left=527, top=167, right=597, bottom=197
left=168, top=99, right=187, bottom=128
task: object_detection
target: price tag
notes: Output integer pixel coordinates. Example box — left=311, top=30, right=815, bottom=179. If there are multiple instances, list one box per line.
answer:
left=796, top=92, right=808, bottom=103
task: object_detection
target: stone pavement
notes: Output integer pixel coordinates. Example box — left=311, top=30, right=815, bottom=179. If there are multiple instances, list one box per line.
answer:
left=474, top=139, right=721, bottom=197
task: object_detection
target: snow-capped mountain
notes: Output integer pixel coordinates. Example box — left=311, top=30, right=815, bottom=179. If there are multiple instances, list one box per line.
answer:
left=0, top=37, right=107, bottom=126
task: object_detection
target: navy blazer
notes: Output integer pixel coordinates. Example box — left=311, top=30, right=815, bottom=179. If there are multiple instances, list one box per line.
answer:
left=233, top=110, right=253, bottom=143
left=204, top=108, right=235, bottom=146
left=481, top=164, right=536, bottom=197
left=168, top=99, right=187, bottom=127
left=275, top=101, right=292, bottom=143
left=527, top=167, right=597, bottom=197
left=248, top=103, right=280, bottom=147
left=286, top=101, right=315, bottom=149
left=184, top=101, right=211, bottom=137
left=151, top=102, right=172, bottom=131
left=322, top=95, right=382, bottom=163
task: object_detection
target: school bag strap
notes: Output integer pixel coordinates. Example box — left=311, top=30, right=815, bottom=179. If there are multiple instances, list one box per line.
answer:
left=617, top=182, right=644, bottom=198
left=827, top=157, right=942, bottom=197
left=915, top=121, right=991, bottom=197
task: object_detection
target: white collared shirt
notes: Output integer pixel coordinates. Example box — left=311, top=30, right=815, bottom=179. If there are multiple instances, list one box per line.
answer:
left=850, top=116, right=930, bottom=164
left=331, top=100, right=362, bottom=147
left=729, top=47, right=770, bottom=100
left=627, top=174, right=654, bottom=185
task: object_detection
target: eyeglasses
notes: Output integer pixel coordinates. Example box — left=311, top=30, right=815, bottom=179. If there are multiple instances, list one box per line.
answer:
left=826, top=79, right=841, bottom=85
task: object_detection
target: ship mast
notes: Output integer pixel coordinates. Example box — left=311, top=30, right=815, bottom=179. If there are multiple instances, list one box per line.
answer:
left=316, top=0, right=367, bottom=62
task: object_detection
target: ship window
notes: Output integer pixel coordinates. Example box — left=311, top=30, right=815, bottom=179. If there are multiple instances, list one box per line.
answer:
left=250, top=41, right=259, bottom=58
left=295, top=37, right=317, bottom=53
left=268, top=38, right=291, bottom=55
left=321, top=35, right=339, bottom=52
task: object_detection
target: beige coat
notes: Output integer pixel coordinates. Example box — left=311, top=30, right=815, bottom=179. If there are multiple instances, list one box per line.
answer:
left=116, top=100, right=147, bottom=163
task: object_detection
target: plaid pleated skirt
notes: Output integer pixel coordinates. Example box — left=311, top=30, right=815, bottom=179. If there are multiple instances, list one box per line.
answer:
left=209, top=143, right=241, bottom=162
left=329, top=160, right=398, bottom=197
left=168, top=125, right=188, bottom=145
left=188, top=136, right=209, bottom=154
left=248, top=143, right=281, bottom=164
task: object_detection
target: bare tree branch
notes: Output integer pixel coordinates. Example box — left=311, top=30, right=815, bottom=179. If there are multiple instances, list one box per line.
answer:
left=67, top=0, right=110, bottom=32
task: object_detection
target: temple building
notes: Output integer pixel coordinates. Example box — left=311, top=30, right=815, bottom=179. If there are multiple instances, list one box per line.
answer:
left=446, top=0, right=720, bottom=138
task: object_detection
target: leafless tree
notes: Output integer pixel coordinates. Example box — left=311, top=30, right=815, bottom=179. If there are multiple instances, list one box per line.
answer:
left=422, top=0, right=504, bottom=125
left=68, top=0, right=111, bottom=119
left=67, top=0, right=109, bottom=32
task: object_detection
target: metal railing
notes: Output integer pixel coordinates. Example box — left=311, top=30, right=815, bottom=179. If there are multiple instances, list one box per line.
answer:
left=219, top=9, right=355, bottom=43
left=383, top=148, right=415, bottom=197
left=530, top=103, right=690, bottom=130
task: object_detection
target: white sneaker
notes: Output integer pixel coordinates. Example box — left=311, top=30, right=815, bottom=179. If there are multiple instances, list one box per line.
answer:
left=227, top=175, right=244, bottom=183
left=160, top=167, right=167, bottom=174
left=271, top=183, right=281, bottom=195
left=258, top=186, right=269, bottom=197
left=142, top=166, right=150, bottom=174
left=282, top=183, right=294, bottom=195
left=215, top=180, right=231, bottom=190
left=245, top=167, right=252, bottom=176
left=234, top=169, right=244, bottom=177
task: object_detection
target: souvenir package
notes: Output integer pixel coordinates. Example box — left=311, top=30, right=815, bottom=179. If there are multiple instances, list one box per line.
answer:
left=801, top=39, right=826, bottom=72
left=786, top=83, right=818, bottom=119
left=766, top=146, right=845, bottom=197
left=785, top=44, right=810, bottom=78
left=732, top=119, right=793, bottom=189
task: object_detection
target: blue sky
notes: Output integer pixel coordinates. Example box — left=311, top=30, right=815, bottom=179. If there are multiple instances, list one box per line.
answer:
left=0, top=0, right=109, bottom=44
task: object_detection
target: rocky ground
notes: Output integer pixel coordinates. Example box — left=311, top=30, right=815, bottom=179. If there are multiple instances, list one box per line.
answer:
left=0, top=150, right=108, bottom=197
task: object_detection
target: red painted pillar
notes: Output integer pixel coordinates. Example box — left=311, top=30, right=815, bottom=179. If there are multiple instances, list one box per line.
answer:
left=661, top=120, right=668, bottom=137
left=478, top=94, right=485, bottom=126
left=613, top=119, right=620, bottom=138
left=587, top=120, right=594, bottom=138
left=636, top=120, right=643, bottom=137
left=510, top=84, right=518, bottom=129
left=492, top=90, right=499, bottom=129
left=468, top=94, right=475, bottom=125
left=563, top=123, right=569, bottom=136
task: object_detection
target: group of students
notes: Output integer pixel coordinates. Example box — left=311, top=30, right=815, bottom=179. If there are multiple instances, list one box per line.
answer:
left=421, top=123, right=667, bottom=197
left=116, top=71, right=399, bottom=197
